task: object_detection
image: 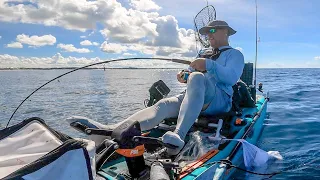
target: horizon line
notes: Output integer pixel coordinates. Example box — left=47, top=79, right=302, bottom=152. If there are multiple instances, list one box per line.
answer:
left=1, top=67, right=320, bottom=70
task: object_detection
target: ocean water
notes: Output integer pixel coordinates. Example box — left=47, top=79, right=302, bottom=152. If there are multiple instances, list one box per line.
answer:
left=0, top=68, right=319, bottom=179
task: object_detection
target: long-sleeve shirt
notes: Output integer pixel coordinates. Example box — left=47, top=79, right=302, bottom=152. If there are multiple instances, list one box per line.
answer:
left=205, top=45, right=245, bottom=96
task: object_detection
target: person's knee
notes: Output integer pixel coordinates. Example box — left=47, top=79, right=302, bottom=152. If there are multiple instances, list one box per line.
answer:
left=154, top=98, right=175, bottom=110
left=188, top=72, right=205, bottom=85
left=155, top=98, right=168, bottom=107
left=155, top=97, right=180, bottom=106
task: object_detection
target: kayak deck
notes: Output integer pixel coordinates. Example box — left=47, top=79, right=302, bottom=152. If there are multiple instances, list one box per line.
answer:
left=97, top=95, right=267, bottom=179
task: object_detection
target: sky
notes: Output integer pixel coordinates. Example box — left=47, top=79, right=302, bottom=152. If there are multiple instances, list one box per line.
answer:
left=0, top=0, right=320, bottom=68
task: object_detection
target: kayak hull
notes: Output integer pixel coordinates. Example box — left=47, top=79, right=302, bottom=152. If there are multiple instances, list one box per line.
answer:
left=192, top=95, right=268, bottom=180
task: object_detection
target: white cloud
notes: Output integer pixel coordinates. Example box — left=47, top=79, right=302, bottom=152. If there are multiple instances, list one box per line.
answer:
left=0, top=35, right=2, bottom=39
left=88, top=31, right=95, bottom=36
left=0, top=53, right=101, bottom=68
left=16, top=34, right=56, bottom=47
left=123, top=52, right=136, bottom=56
left=305, top=60, right=320, bottom=67
left=6, top=42, right=23, bottom=48
left=105, top=59, right=188, bottom=68
left=57, top=43, right=90, bottom=53
left=0, top=0, right=196, bottom=58
left=99, top=27, right=196, bottom=57
left=0, top=53, right=187, bottom=68
left=100, top=9, right=158, bottom=44
left=0, top=0, right=123, bottom=31
left=100, top=13, right=196, bottom=57
left=92, top=42, right=99, bottom=46
left=151, top=15, right=181, bottom=47
left=258, top=60, right=320, bottom=68
left=80, top=40, right=93, bottom=46
left=100, top=42, right=128, bottom=53
left=80, top=36, right=86, bottom=39
left=80, top=40, right=99, bottom=46
left=314, top=56, right=320, bottom=60
left=235, top=47, right=243, bottom=52
left=129, top=0, right=161, bottom=11
left=0, top=54, right=20, bottom=68
left=127, top=43, right=158, bottom=55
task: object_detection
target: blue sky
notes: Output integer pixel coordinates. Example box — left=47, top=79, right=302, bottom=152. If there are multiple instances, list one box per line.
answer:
left=0, top=0, right=320, bottom=68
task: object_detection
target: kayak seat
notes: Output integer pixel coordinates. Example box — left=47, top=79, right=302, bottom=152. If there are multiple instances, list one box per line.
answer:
left=154, top=63, right=254, bottom=134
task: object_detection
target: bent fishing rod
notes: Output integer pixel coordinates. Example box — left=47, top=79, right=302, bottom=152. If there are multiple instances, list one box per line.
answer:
left=6, top=57, right=191, bottom=128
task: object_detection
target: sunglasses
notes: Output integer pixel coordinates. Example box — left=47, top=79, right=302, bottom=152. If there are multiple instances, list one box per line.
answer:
left=209, top=28, right=220, bottom=34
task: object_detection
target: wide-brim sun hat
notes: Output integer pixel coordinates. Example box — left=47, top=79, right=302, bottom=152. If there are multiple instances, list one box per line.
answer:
left=199, top=20, right=237, bottom=36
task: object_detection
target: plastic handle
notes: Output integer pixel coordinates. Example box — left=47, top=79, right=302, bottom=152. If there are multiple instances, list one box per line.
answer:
left=70, top=122, right=88, bottom=133
left=85, top=128, right=113, bottom=136
left=215, top=119, right=223, bottom=138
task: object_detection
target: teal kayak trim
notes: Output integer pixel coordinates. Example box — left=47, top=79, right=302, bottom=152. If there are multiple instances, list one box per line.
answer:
left=182, top=96, right=268, bottom=179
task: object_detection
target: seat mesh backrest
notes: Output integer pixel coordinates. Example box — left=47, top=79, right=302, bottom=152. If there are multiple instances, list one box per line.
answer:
left=240, top=63, right=253, bottom=86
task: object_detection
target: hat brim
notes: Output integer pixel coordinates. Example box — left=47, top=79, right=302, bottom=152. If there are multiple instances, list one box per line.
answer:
left=199, top=25, right=237, bottom=36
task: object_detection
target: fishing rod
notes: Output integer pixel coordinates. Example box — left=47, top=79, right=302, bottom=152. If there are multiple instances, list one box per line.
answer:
left=254, top=0, right=258, bottom=98
left=6, top=57, right=191, bottom=128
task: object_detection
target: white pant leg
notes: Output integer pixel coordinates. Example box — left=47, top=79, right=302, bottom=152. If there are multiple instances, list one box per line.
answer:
left=116, top=96, right=182, bottom=131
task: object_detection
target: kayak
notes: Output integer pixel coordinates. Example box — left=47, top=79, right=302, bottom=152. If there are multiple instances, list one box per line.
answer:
left=93, top=94, right=268, bottom=180
left=64, top=61, right=268, bottom=179
left=0, top=63, right=268, bottom=180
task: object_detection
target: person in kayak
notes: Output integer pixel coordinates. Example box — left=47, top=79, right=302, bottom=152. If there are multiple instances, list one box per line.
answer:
left=110, top=20, right=244, bottom=155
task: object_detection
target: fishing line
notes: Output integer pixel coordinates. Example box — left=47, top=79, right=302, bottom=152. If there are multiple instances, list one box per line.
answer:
left=99, top=150, right=117, bottom=170
left=6, top=57, right=191, bottom=128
